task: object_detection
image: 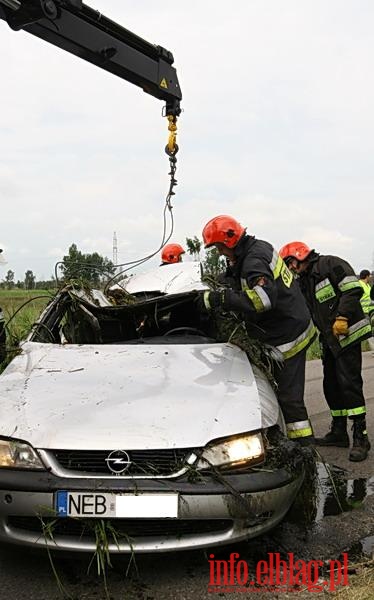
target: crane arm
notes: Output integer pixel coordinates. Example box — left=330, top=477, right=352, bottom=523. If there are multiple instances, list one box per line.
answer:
left=0, top=0, right=182, bottom=118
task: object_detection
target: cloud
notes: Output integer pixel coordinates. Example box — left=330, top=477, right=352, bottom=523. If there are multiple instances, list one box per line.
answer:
left=47, top=247, right=65, bottom=258
left=302, top=225, right=354, bottom=255
left=1, top=0, right=374, bottom=278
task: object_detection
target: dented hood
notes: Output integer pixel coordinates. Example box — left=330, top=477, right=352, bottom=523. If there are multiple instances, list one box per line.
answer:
left=0, top=341, right=279, bottom=450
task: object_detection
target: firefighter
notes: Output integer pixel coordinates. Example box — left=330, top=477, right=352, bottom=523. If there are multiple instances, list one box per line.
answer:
left=199, top=215, right=316, bottom=445
left=160, top=243, right=185, bottom=265
left=279, top=242, right=371, bottom=462
left=358, top=269, right=374, bottom=316
left=359, top=270, right=374, bottom=351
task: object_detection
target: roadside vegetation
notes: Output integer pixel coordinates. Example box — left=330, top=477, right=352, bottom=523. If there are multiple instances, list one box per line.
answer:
left=333, top=560, right=374, bottom=600
left=0, top=289, right=53, bottom=339
left=306, top=336, right=370, bottom=360
left=307, top=336, right=322, bottom=360
left=0, top=289, right=53, bottom=372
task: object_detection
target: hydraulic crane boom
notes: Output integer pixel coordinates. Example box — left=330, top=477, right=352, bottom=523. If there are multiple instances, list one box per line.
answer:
left=0, top=0, right=182, bottom=119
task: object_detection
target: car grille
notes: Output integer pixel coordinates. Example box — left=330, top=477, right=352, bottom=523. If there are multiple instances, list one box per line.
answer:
left=50, top=448, right=198, bottom=476
left=8, top=517, right=233, bottom=538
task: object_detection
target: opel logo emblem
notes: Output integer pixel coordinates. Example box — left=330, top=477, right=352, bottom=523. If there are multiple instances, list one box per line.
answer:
left=105, top=450, right=131, bottom=474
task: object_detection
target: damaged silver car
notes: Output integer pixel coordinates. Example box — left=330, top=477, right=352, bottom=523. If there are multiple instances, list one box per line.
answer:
left=0, top=263, right=307, bottom=553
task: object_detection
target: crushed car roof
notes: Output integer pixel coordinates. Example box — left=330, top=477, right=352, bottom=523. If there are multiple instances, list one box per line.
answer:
left=111, top=262, right=208, bottom=296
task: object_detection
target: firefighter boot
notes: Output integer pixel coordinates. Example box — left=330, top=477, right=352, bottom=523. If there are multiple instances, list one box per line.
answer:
left=349, top=417, right=371, bottom=462
left=315, top=417, right=349, bottom=447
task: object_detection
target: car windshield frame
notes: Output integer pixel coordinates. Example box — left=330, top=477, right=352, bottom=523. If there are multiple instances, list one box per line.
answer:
left=29, top=288, right=220, bottom=346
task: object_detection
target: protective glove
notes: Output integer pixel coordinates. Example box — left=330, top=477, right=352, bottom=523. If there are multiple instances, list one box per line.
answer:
left=332, top=316, right=349, bottom=337
left=217, top=273, right=236, bottom=287
left=195, top=290, right=225, bottom=313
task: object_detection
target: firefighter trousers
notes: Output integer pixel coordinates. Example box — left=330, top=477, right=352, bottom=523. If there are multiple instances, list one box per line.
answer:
left=321, top=342, right=366, bottom=415
left=273, top=348, right=309, bottom=425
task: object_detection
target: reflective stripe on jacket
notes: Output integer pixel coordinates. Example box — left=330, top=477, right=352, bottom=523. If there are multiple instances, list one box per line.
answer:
left=220, top=236, right=315, bottom=356
left=276, top=319, right=316, bottom=359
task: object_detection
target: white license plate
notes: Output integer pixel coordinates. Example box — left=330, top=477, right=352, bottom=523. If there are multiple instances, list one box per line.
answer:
left=56, top=491, right=178, bottom=518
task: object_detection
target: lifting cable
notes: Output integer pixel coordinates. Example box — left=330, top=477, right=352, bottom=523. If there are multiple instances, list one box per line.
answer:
left=103, top=114, right=180, bottom=292
left=1, top=118, right=179, bottom=361
left=51, top=114, right=180, bottom=291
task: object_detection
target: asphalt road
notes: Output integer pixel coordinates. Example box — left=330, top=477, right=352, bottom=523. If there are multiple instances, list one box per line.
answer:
left=0, top=352, right=373, bottom=600
left=306, top=350, right=374, bottom=479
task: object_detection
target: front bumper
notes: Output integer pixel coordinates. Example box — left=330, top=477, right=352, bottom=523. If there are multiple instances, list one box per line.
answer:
left=0, top=468, right=303, bottom=553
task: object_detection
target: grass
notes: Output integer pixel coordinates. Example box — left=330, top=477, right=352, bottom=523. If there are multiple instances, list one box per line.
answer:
left=0, top=289, right=53, bottom=341
left=306, top=336, right=371, bottom=360
left=0, top=289, right=54, bottom=372
left=307, top=336, right=322, bottom=360
left=40, top=515, right=135, bottom=600
left=289, top=559, right=374, bottom=599
left=333, top=559, right=374, bottom=599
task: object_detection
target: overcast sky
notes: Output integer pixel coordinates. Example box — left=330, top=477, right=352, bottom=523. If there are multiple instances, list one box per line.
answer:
left=1, top=0, right=374, bottom=281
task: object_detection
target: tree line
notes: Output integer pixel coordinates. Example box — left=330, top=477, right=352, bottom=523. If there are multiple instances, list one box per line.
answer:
left=0, top=239, right=224, bottom=290
left=185, top=236, right=226, bottom=276
left=0, top=269, right=42, bottom=290
left=0, top=244, right=115, bottom=290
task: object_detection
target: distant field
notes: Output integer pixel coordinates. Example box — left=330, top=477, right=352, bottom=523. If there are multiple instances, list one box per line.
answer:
left=0, top=289, right=54, bottom=342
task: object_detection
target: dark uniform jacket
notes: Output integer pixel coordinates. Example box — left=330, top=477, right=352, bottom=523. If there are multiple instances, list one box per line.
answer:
left=299, top=254, right=371, bottom=356
left=220, top=235, right=315, bottom=357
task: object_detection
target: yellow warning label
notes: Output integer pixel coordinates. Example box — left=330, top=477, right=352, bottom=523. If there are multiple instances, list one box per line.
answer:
left=160, top=78, right=168, bottom=89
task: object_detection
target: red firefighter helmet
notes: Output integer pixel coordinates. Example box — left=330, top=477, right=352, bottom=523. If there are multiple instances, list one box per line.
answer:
left=279, top=241, right=312, bottom=262
left=202, top=215, right=246, bottom=249
left=161, top=243, right=185, bottom=264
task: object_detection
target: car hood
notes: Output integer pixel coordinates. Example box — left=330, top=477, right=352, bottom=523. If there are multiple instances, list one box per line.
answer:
left=0, top=342, right=279, bottom=450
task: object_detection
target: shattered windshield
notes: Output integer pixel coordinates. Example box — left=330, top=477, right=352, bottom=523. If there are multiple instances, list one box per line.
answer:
left=30, top=289, right=217, bottom=346
left=27, top=287, right=277, bottom=385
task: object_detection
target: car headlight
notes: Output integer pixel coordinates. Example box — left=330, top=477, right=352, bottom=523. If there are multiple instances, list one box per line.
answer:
left=0, top=439, right=45, bottom=470
left=197, top=432, right=265, bottom=471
